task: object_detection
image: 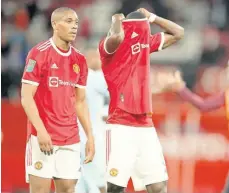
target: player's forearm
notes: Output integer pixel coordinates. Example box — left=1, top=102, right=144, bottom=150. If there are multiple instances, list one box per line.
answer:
left=21, top=96, right=46, bottom=133
left=75, top=100, right=93, bottom=139
left=178, top=87, right=225, bottom=111
left=153, top=16, right=184, bottom=39
left=105, top=14, right=125, bottom=54
left=111, top=20, right=124, bottom=35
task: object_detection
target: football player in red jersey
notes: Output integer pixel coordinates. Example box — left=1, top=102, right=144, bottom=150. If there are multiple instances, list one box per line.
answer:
left=98, top=8, right=184, bottom=193
left=21, top=7, right=95, bottom=193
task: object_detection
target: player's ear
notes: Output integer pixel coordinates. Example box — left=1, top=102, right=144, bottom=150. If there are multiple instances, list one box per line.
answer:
left=52, top=21, right=57, bottom=30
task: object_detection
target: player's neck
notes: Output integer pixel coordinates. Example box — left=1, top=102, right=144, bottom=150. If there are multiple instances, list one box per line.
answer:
left=52, top=35, right=70, bottom=51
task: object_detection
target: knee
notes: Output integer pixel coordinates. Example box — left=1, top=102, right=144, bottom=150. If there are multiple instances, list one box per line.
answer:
left=30, top=186, right=50, bottom=193
left=146, top=181, right=167, bottom=193
left=107, top=182, right=125, bottom=193
left=57, top=185, right=75, bottom=193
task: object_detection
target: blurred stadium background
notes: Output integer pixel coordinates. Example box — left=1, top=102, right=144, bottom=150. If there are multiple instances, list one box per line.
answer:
left=1, top=0, right=229, bottom=192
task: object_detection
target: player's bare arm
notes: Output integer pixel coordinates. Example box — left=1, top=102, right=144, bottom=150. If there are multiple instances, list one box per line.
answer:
left=178, top=88, right=225, bottom=111
left=105, top=13, right=125, bottom=54
left=75, top=87, right=95, bottom=163
left=138, top=8, right=184, bottom=49
left=174, top=71, right=225, bottom=111
left=157, top=71, right=225, bottom=111
left=21, top=83, right=53, bottom=155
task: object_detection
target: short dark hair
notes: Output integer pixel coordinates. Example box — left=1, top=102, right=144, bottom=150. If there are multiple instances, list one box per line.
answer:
left=126, top=11, right=146, bottom=19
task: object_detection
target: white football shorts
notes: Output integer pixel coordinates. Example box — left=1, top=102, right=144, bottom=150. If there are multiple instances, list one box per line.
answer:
left=25, top=135, right=81, bottom=182
left=106, top=124, right=168, bottom=191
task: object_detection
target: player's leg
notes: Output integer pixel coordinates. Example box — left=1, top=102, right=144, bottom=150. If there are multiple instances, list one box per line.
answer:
left=53, top=143, right=81, bottom=193
left=107, top=182, right=125, bottom=193
left=75, top=139, right=90, bottom=193
left=146, top=181, right=167, bottom=193
left=106, top=125, right=138, bottom=192
left=98, top=186, right=107, bottom=193
left=80, top=164, right=101, bottom=193
left=25, top=135, right=54, bottom=193
left=54, top=178, right=77, bottom=193
left=29, top=175, right=52, bottom=193
left=92, top=131, right=107, bottom=193
left=76, top=130, right=102, bottom=193
left=136, top=127, right=168, bottom=193
left=75, top=177, right=89, bottom=193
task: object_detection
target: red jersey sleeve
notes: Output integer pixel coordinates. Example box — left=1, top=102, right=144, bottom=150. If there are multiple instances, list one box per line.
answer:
left=76, top=56, right=88, bottom=88
left=149, top=32, right=165, bottom=53
left=99, top=37, right=114, bottom=58
left=22, top=48, right=42, bottom=86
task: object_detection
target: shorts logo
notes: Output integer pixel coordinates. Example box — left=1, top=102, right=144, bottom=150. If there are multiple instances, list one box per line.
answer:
left=73, top=64, right=80, bottom=74
left=26, top=59, right=36, bottom=72
left=49, top=77, right=59, bottom=87
left=109, top=168, right=118, bottom=177
left=34, top=161, right=43, bottom=170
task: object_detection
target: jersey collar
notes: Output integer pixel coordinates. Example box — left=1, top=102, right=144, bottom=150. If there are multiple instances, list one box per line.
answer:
left=50, top=38, right=72, bottom=57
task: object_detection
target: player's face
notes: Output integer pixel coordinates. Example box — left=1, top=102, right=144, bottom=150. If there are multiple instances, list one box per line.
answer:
left=57, top=11, right=79, bottom=42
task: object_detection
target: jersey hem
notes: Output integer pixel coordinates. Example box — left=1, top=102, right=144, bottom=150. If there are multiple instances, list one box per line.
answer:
left=75, top=84, right=86, bottom=89
left=29, top=134, right=80, bottom=146
left=22, top=79, right=39, bottom=86
left=103, top=37, right=117, bottom=55
left=106, top=121, right=154, bottom=128
left=158, top=32, right=165, bottom=51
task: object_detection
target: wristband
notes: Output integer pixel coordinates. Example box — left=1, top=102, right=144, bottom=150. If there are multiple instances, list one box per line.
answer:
left=148, top=13, right=157, bottom=23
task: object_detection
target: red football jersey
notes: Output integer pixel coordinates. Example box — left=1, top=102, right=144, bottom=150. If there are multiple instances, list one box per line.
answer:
left=99, top=18, right=164, bottom=127
left=22, top=38, right=88, bottom=145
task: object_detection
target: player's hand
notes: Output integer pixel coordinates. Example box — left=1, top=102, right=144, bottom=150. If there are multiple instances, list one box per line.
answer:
left=112, top=13, right=125, bottom=23
left=156, top=71, right=185, bottom=92
left=169, top=71, right=186, bottom=91
left=102, top=116, right=108, bottom=122
left=84, top=136, right=95, bottom=164
left=137, top=8, right=152, bottom=19
left=37, top=130, right=53, bottom=156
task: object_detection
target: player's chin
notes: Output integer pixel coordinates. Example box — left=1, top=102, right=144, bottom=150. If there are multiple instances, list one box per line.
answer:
left=66, top=35, right=77, bottom=42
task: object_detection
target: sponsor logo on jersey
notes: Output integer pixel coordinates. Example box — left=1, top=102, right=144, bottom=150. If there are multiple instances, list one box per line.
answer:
left=49, top=77, right=77, bottom=88
left=26, top=59, right=36, bottom=72
left=34, top=161, right=43, bottom=170
left=49, top=77, right=59, bottom=87
left=131, top=42, right=150, bottom=55
left=73, top=64, right=80, bottom=74
left=109, top=168, right=118, bottom=177
left=131, top=43, right=141, bottom=55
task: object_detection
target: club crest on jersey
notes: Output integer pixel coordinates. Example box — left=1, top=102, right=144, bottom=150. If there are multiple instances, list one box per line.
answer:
left=34, top=161, right=43, bottom=170
left=73, top=64, right=80, bottom=74
left=110, top=168, right=118, bottom=177
left=26, top=59, right=36, bottom=72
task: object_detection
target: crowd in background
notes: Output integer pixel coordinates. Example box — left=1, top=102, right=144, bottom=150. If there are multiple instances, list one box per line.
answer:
left=1, top=0, right=229, bottom=99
